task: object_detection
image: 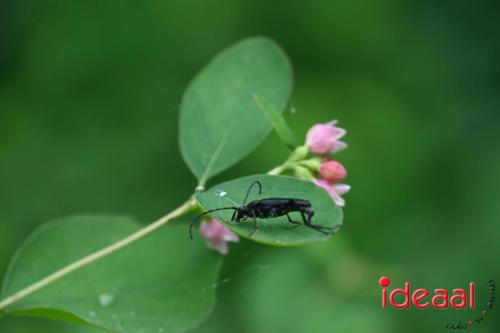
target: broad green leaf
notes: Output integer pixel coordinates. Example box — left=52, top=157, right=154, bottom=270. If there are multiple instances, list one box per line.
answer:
left=253, top=93, right=296, bottom=149
left=1, top=216, right=222, bottom=333
left=195, top=175, right=342, bottom=246
left=179, top=37, right=293, bottom=185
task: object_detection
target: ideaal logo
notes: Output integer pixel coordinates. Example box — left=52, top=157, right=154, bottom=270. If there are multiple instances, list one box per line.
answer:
left=378, top=276, right=475, bottom=309
left=378, top=276, right=496, bottom=329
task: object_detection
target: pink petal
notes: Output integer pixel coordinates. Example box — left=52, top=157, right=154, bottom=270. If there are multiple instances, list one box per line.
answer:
left=200, top=219, right=224, bottom=242
left=313, top=178, right=334, bottom=195
left=222, top=228, right=239, bottom=242
left=199, top=218, right=239, bottom=255
left=207, top=240, right=229, bottom=255
left=334, top=184, right=351, bottom=195
left=329, top=140, right=347, bottom=153
left=313, top=179, right=350, bottom=207
left=306, top=120, right=348, bottom=154
left=306, top=124, right=336, bottom=153
left=329, top=120, right=347, bottom=139
left=329, top=189, right=345, bottom=207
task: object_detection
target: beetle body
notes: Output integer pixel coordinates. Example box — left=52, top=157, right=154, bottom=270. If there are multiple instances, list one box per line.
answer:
left=235, top=198, right=313, bottom=220
left=189, top=181, right=334, bottom=239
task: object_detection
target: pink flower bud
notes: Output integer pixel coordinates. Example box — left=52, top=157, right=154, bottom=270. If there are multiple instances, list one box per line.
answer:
left=305, top=120, right=347, bottom=154
left=319, top=160, right=347, bottom=183
left=313, top=178, right=351, bottom=207
left=200, top=218, right=239, bottom=255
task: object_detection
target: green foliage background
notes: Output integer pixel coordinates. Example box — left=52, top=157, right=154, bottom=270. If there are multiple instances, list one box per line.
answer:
left=1, top=0, right=499, bottom=332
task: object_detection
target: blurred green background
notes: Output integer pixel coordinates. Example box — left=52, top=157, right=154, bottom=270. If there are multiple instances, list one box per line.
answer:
left=1, top=0, right=499, bottom=332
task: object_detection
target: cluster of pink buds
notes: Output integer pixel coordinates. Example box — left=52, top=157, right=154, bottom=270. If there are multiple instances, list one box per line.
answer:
left=306, top=120, right=350, bottom=207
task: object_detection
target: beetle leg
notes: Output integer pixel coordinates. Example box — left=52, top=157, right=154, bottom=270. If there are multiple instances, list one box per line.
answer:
left=300, top=210, right=334, bottom=235
left=249, top=212, right=258, bottom=237
left=286, top=213, right=302, bottom=225
left=300, top=210, right=311, bottom=225
left=305, top=223, right=331, bottom=235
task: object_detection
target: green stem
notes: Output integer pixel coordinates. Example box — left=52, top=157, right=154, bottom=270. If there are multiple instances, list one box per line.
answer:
left=268, top=163, right=288, bottom=175
left=0, top=197, right=197, bottom=311
left=268, top=147, right=305, bottom=175
left=0, top=149, right=299, bottom=311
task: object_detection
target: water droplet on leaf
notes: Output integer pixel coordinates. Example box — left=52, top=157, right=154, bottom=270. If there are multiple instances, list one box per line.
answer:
left=215, top=189, right=227, bottom=197
left=98, top=293, right=115, bottom=307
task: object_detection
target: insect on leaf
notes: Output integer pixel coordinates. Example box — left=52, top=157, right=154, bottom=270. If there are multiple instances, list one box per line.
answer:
left=195, top=175, right=343, bottom=246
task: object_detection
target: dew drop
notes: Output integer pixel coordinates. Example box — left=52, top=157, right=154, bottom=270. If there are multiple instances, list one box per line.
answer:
left=98, top=293, right=115, bottom=307
left=159, top=328, right=164, bottom=332
left=214, top=189, right=227, bottom=197
left=89, top=310, right=96, bottom=318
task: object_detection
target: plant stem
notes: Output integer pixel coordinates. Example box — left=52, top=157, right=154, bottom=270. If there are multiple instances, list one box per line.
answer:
left=0, top=150, right=296, bottom=311
left=268, top=164, right=287, bottom=175
left=268, top=153, right=295, bottom=175
left=268, top=145, right=310, bottom=175
left=0, top=197, right=196, bottom=311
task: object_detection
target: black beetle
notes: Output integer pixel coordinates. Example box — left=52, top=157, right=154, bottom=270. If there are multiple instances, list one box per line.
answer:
left=189, top=181, right=336, bottom=239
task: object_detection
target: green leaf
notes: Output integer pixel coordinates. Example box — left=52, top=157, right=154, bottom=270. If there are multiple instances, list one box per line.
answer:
left=179, top=37, right=293, bottom=185
left=195, top=175, right=342, bottom=246
left=253, top=93, right=296, bottom=149
left=1, top=216, right=222, bottom=333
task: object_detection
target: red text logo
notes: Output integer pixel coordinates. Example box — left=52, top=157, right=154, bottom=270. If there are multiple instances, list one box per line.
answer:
left=379, top=276, right=475, bottom=309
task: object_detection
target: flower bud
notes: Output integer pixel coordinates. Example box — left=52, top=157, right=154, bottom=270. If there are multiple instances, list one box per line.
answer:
left=305, top=120, right=347, bottom=154
left=299, top=158, right=322, bottom=171
left=200, top=219, right=239, bottom=255
left=294, top=165, right=315, bottom=181
left=319, top=160, right=347, bottom=182
left=291, top=145, right=309, bottom=161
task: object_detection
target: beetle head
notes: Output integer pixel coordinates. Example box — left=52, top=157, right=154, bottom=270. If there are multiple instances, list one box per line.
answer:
left=233, top=206, right=249, bottom=222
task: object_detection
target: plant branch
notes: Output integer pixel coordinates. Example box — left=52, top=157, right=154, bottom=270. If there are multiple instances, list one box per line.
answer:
left=268, top=146, right=308, bottom=175
left=0, top=197, right=197, bottom=311
left=0, top=148, right=299, bottom=311
left=268, top=164, right=287, bottom=175
left=268, top=155, right=294, bottom=175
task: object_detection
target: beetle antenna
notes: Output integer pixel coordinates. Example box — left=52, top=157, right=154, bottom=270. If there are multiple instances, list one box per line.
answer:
left=242, top=180, right=262, bottom=205
left=189, top=207, right=238, bottom=240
